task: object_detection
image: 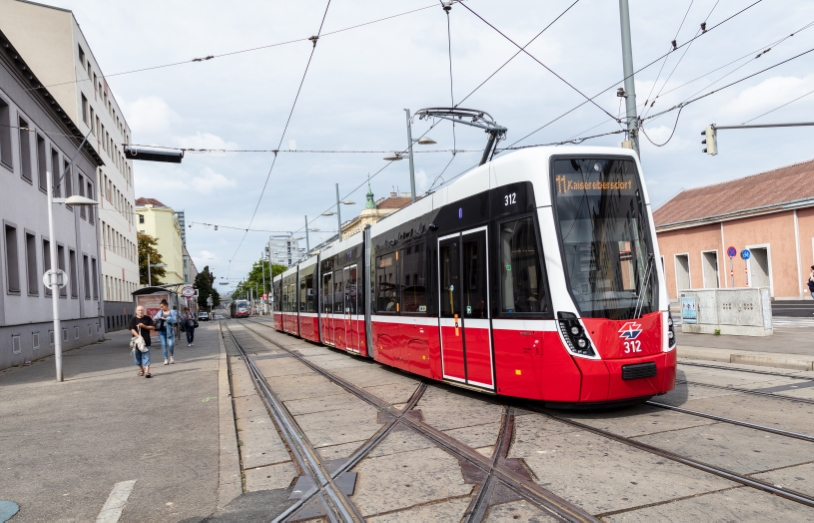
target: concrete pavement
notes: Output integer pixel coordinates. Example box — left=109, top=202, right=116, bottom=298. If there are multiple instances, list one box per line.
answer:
left=0, top=322, right=226, bottom=522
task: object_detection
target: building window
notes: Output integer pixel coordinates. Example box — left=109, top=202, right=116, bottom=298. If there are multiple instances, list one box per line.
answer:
left=69, top=250, right=78, bottom=298
left=81, top=94, right=88, bottom=125
left=87, top=182, right=95, bottom=224
left=83, top=255, right=90, bottom=300
left=37, top=134, right=47, bottom=192
left=4, top=224, right=20, bottom=294
left=12, top=335, right=21, bottom=355
left=57, top=245, right=67, bottom=298
left=138, top=214, right=144, bottom=224
left=78, top=44, right=85, bottom=65
left=25, top=232, right=37, bottom=296
left=51, top=148, right=61, bottom=198
left=91, top=258, right=99, bottom=299
left=0, top=97, right=11, bottom=170
left=43, top=239, right=52, bottom=296
left=33, top=332, right=40, bottom=350
left=18, top=117, right=32, bottom=181
left=78, top=174, right=86, bottom=219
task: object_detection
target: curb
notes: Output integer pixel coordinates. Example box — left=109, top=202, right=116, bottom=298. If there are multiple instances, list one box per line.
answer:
left=217, top=323, right=242, bottom=510
left=678, top=346, right=814, bottom=372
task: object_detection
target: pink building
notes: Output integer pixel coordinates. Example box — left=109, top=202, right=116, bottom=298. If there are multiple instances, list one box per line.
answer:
left=654, top=159, right=814, bottom=302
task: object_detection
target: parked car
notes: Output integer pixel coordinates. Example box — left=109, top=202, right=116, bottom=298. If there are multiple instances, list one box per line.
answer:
left=197, top=311, right=210, bottom=321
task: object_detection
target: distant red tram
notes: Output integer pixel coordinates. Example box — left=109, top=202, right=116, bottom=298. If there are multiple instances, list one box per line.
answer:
left=272, top=146, right=676, bottom=405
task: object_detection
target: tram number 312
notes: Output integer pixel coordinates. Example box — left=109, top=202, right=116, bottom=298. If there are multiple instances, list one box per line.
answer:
left=624, top=340, right=642, bottom=354
left=504, top=193, right=517, bottom=206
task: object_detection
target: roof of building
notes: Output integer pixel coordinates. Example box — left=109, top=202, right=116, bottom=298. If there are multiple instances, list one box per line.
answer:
left=376, top=193, right=415, bottom=210
left=654, top=158, right=814, bottom=230
left=135, top=197, right=169, bottom=208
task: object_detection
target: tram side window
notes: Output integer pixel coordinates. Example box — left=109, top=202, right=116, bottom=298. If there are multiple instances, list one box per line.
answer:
left=500, top=217, right=548, bottom=314
left=376, top=253, right=398, bottom=312
left=300, top=272, right=315, bottom=312
left=400, top=244, right=426, bottom=313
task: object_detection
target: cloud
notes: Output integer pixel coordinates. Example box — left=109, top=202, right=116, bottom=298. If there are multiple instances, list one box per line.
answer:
left=139, top=167, right=237, bottom=195
left=174, top=132, right=239, bottom=157
left=121, top=96, right=177, bottom=135
left=719, top=75, right=814, bottom=122
left=414, top=168, right=430, bottom=193
left=289, top=139, right=297, bottom=151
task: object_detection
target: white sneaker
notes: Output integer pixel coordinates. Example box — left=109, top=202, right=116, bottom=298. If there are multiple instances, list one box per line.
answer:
left=164, top=359, right=169, bottom=365
left=170, top=356, right=175, bottom=364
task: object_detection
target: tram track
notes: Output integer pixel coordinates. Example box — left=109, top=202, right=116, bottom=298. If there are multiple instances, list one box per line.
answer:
left=678, top=361, right=814, bottom=381
left=527, top=405, right=814, bottom=509
left=677, top=380, right=814, bottom=405
left=240, top=319, right=598, bottom=523
left=222, top=323, right=364, bottom=522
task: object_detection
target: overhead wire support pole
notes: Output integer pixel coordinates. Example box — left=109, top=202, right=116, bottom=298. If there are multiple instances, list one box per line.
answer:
left=304, top=215, right=310, bottom=254
left=335, top=183, right=343, bottom=233
left=619, top=0, right=640, bottom=156
left=405, top=109, right=417, bottom=203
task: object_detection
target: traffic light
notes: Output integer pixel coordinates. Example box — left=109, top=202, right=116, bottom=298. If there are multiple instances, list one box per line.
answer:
left=702, top=125, right=717, bottom=155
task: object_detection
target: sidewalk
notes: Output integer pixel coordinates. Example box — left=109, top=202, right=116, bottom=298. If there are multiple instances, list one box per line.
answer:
left=0, top=323, right=224, bottom=522
left=675, top=326, right=814, bottom=371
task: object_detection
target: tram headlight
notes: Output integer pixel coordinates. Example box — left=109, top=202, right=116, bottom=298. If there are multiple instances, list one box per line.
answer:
left=558, top=312, right=595, bottom=357
left=570, top=325, right=581, bottom=336
left=577, top=338, right=588, bottom=349
left=667, top=311, right=677, bottom=349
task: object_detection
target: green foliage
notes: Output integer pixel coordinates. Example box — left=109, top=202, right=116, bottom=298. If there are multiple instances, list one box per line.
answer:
left=195, top=266, right=221, bottom=309
left=233, top=258, right=286, bottom=299
left=138, top=233, right=165, bottom=285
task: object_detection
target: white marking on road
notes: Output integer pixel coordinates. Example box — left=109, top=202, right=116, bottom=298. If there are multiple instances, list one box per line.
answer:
left=96, top=480, right=137, bottom=523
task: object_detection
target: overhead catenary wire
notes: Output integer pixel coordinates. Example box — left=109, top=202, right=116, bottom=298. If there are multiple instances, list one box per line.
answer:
left=742, top=86, right=814, bottom=124
left=507, top=0, right=765, bottom=148
left=123, top=144, right=480, bottom=154
left=443, top=1, right=457, bottom=150
left=459, top=2, right=618, bottom=122
left=24, top=4, right=437, bottom=94
left=230, top=0, right=333, bottom=264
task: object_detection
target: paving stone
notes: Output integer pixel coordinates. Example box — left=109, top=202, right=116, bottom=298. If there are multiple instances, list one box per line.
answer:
left=416, top=385, right=504, bottom=431
left=295, top=405, right=382, bottom=448
left=367, top=426, right=435, bottom=458
left=244, top=462, right=298, bottom=492
left=267, top=373, right=346, bottom=402
left=511, top=416, right=736, bottom=515
left=364, top=381, right=422, bottom=405
left=751, top=461, right=814, bottom=495
left=317, top=440, right=367, bottom=461
left=254, top=357, right=316, bottom=378
left=367, top=496, right=472, bottom=522
left=556, top=404, right=717, bottom=438
left=444, top=422, right=502, bottom=450
left=351, top=447, right=474, bottom=516
left=284, top=391, right=368, bottom=416
left=603, top=486, right=812, bottom=522
left=236, top=414, right=292, bottom=469
left=634, top=423, right=814, bottom=476
left=657, top=381, right=738, bottom=404
left=486, top=500, right=558, bottom=522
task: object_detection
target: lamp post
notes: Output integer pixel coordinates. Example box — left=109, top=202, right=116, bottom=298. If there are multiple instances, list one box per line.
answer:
left=260, top=252, right=267, bottom=315
left=47, top=178, right=99, bottom=382
left=322, top=185, right=355, bottom=240
left=384, top=113, right=436, bottom=202
left=147, top=262, right=166, bottom=287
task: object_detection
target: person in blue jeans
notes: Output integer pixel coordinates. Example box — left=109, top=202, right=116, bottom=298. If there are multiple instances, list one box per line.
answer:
left=154, top=299, right=178, bottom=365
left=129, top=305, right=155, bottom=377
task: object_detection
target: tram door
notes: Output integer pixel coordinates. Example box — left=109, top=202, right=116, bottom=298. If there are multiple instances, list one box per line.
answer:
left=344, top=265, right=359, bottom=353
left=322, top=272, right=333, bottom=345
left=334, top=269, right=345, bottom=348
left=438, top=227, right=494, bottom=389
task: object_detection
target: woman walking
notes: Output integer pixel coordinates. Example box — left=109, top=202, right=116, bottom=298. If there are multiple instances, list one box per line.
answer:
left=129, top=306, right=155, bottom=378
left=182, top=307, right=196, bottom=346
left=154, top=299, right=178, bottom=365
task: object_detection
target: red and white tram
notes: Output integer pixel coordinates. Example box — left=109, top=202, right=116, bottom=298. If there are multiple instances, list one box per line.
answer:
left=271, top=146, right=676, bottom=405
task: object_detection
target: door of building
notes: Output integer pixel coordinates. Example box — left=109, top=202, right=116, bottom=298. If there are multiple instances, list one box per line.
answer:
left=437, top=227, right=494, bottom=389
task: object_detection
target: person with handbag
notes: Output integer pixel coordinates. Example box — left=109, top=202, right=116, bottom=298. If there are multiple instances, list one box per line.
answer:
left=182, top=307, right=197, bottom=346
left=129, top=305, right=155, bottom=378
left=154, top=299, right=179, bottom=365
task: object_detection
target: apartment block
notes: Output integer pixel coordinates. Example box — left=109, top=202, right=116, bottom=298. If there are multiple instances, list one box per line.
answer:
left=0, top=0, right=139, bottom=331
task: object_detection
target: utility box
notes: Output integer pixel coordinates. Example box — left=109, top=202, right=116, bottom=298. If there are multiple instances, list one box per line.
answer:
left=679, top=288, right=772, bottom=336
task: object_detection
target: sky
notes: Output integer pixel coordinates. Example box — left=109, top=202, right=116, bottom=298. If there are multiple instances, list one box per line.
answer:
left=35, top=0, right=814, bottom=292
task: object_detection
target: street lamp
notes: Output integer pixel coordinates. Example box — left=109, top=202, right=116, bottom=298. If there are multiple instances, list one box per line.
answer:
left=147, top=262, right=166, bottom=287
left=384, top=109, right=437, bottom=203
left=47, top=173, right=99, bottom=383
left=321, top=184, right=356, bottom=237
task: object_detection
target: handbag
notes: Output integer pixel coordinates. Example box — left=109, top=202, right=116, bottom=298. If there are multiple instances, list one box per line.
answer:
left=193, top=320, right=199, bottom=329
left=154, top=311, right=166, bottom=332
left=130, top=325, right=148, bottom=353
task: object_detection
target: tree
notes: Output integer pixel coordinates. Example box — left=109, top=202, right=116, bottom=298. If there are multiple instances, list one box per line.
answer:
left=138, top=232, right=165, bottom=285
left=233, top=259, right=286, bottom=299
left=195, top=266, right=221, bottom=309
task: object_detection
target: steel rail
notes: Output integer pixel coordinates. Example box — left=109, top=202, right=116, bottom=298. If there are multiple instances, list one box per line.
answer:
left=678, top=361, right=814, bottom=381
left=243, top=319, right=598, bottom=523
left=222, top=324, right=363, bottom=522
left=677, top=380, right=814, bottom=405
left=646, top=401, right=814, bottom=443
left=463, top=406, right=516, bottom=522
left=527, top=407, right=814, bottom=509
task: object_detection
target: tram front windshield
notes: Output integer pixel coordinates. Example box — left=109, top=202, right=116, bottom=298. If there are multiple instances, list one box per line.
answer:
left=552, top=158, right=657, bottom=320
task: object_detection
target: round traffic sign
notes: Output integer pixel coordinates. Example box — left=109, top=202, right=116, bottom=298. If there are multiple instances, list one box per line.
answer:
left=182, top=286, right=195, bottom=297
left=42, top=269, right=68, bottom=289
left=727, top=246, right=737, bottom=258
left=740, top=249, right=751, bottom=260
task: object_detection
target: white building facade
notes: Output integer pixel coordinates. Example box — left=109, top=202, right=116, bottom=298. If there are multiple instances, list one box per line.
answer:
left=0, top=0, right=139, bottom=327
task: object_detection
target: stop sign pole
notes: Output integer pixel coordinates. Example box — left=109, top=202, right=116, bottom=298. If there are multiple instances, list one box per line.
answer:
left=727, top=246, right=737, bottom=288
